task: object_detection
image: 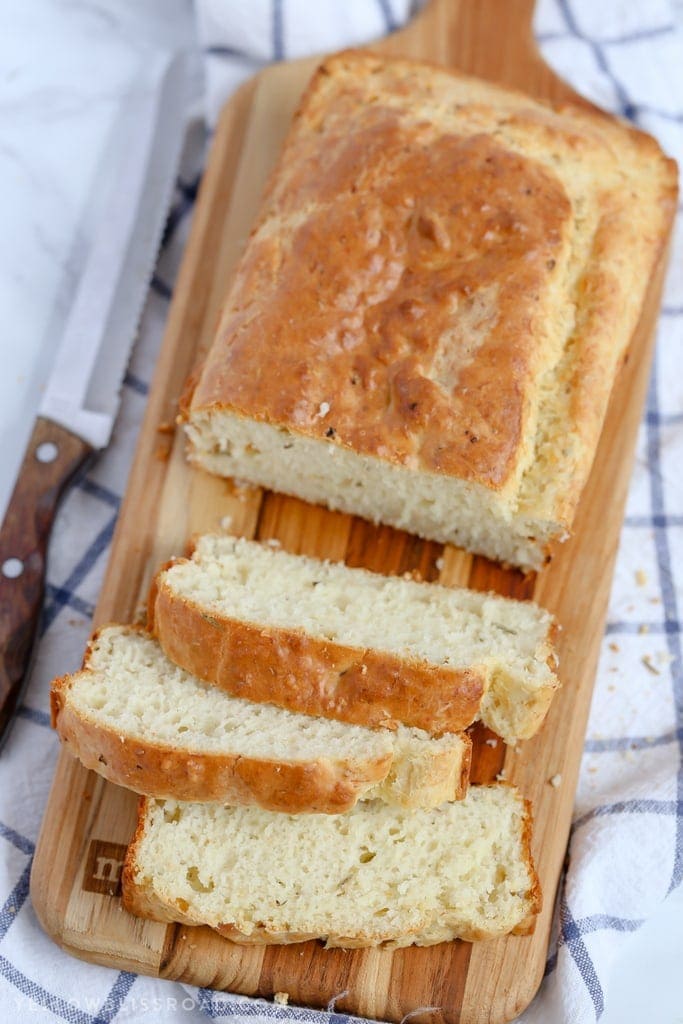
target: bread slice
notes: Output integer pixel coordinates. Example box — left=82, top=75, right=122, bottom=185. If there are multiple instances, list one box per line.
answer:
left=183, top=51, right=677, bottom=571
left=123, top=785, right=541, bottom=946
left=51, top=626, right=471, bottom=814
left=150, top=534, right=558, bottom=742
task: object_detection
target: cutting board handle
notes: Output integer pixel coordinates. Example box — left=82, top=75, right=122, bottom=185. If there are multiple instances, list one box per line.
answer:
left=436, top=0, right=536, bottom=58
left=426, top=0, right=536, bottom=42
left=381, top=0, right=573, bottom=100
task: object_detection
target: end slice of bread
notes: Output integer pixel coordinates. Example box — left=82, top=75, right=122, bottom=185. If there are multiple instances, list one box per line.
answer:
left=123, top=785, right=541, bottom=946
left=51, top=626, right=471, bottom=814
left=150, top=534, right=559, bottom=742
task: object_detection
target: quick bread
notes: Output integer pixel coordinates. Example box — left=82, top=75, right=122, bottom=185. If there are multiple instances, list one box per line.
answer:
left=123, top=785, right=541, bottom=946
left=183, top=51, right=677, bottom=571
left=51, top=626, right=470, bottom=814
left=149, top=534, right=559, bottom=743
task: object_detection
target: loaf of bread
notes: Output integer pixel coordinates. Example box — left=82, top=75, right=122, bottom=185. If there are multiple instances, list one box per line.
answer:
left=51, top=626, right=471, bottom=814
left=182, top=51, right=677, bottom=571
left=150, top=534, right=558, bottom=742
left=123, top=784, right=541, bottom=946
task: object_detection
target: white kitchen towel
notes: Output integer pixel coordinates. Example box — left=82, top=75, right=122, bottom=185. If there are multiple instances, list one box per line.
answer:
left=0, top=1, right=680, bottom=1023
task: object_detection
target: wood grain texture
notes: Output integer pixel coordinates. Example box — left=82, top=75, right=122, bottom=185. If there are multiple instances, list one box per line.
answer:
left=0, top=417, right=91, bottom=744
left=30, top=2, right=675, bottom=1022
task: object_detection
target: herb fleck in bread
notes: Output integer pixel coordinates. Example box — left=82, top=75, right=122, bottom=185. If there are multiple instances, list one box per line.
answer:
left=51, top=626, right=471, bottom=814
left=149, top=534, right=559, bottom=743
left=123, top=785, right=541, bottom=946
left=183, top=51, right=677, bottom=571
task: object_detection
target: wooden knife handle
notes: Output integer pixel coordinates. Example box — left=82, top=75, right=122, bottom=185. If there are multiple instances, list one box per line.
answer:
left=0, top=417, right=93, bottom=746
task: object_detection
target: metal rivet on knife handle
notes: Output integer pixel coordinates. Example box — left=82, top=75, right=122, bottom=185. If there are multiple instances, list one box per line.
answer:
left=1, top=559, right=24, bottom=579
left=35, top=442, right=59, bottom=464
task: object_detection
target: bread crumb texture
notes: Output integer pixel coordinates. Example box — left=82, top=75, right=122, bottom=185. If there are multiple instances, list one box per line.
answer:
left=123, top=785, right=541, bottom=946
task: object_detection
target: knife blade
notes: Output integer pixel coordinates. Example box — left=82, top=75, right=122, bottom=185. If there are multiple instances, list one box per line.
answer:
left=0, top=50, right=190, bottom=749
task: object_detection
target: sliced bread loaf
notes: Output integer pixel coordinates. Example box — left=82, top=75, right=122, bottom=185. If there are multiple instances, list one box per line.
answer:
left=150, top=534, right=558, bottom=742
left=123, top=785, right=541, bottom=946
left=51, top=626, right=471, bottom=814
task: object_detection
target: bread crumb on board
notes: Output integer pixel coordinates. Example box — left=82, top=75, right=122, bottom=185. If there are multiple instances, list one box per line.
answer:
left=132, top=602, right=147, bottom=626
left=230, top=479, right=256, bottom=498
left=548, top=773, right=562, bottom=788
left=274, top=992, right=289, bottom=1006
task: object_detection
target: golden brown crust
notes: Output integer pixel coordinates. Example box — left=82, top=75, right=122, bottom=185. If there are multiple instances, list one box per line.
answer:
left=177, top=369, right=201, bottom=423
left=511, top=796, right=542, bottom=936
left=52, top=626, right=472, bottom=813
left=49, top=675, right=68, bottom=730
left=52, top=635, right=397, bottom=815
left=149, top=573, right=486, bottom=735
left=187, top=49, right=678, bottom=553
left=190, top=58, right=571, bottom=491
left=121, top=798, right=153, bottom=919
left=54, top=694, right=389, bottom=815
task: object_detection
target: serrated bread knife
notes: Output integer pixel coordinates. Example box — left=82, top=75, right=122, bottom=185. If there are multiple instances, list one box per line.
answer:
left=0, top=51, right=190, bottom=749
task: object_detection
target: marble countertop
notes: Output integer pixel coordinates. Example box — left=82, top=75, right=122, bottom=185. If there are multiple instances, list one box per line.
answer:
left=0, top=1, right=681, bottom=1021
left=0, top=0, right=197, bottom=517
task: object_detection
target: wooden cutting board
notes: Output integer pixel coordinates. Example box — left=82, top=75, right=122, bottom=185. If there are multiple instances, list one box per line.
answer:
left=30, top=1, right=674, bottom=1021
